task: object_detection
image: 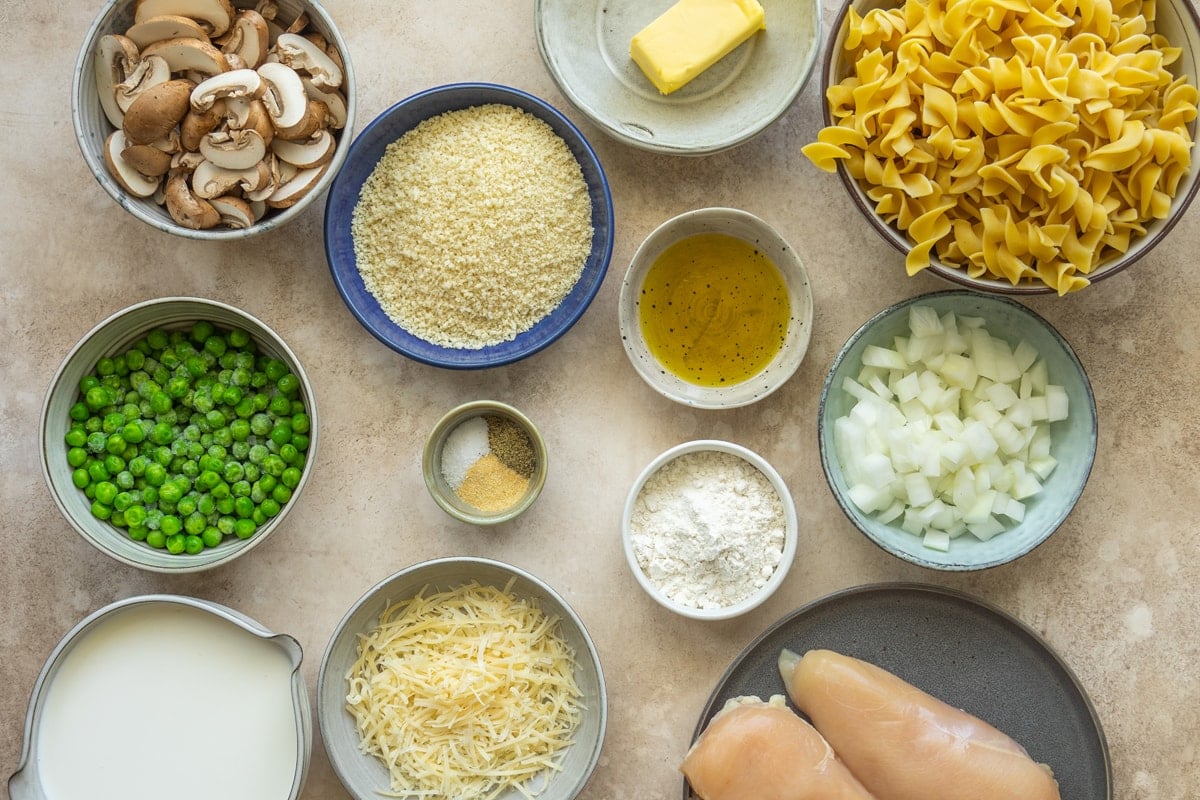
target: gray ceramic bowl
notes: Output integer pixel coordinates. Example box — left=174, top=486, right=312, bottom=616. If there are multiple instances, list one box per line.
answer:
left=822, top=0, right=1200, bottom=293
left=72, top=0, right=355, bottom=239
left=8, top=594, right=311, bottom=800
left=317, top=557, right=607, bottom=800
left=622, top=440, right=799, bottom=621
left=40, top=297, right=318, bottom=573
left=422, top=401, right=548, bottom=525
left=619, top=208, right=814, bottom=409
left=818, top=291, right=1097, bottom=570
left=536, top=0, right=821, bottom=155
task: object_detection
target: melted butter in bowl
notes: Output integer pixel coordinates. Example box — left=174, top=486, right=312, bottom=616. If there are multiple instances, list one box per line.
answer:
left=638, top=232, right=791, bottom=387
left=620, top=207, right=814, bottom=409
left=10, top=596, right=309, bottom=800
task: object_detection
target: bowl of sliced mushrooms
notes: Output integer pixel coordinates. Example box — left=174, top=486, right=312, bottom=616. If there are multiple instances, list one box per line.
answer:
left=73, top=0, right=355, bottom=238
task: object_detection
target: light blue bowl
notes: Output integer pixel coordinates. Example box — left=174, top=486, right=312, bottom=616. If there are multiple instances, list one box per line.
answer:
left=818, top=291, right=1097, bottom=570
left=324, top=83, right=614, bottom=369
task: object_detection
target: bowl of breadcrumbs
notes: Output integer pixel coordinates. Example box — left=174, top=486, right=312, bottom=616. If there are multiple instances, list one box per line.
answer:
left=324, top=82, right=614, bottom=368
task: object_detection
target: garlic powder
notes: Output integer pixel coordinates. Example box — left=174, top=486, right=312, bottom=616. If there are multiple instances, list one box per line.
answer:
left=629, top=450, right=787, bottom=610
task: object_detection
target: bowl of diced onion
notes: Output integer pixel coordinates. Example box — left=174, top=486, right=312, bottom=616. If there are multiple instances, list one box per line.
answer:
left=818, top=291, right=1097, bottom=570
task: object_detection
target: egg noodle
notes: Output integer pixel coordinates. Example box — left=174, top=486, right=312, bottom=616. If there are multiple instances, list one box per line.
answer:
left=803, top=0, right=1198, bottom=294
left=345, top=580, right=583, bottom=800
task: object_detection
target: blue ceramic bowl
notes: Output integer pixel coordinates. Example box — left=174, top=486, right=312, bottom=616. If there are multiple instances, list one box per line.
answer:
left=324, top=83, right=614, bottom=368
left=818, top=291, right=1097, bottom=570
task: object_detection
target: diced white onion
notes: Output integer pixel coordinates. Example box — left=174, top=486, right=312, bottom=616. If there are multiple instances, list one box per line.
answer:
left=833, top=305, right=1067, bottom=551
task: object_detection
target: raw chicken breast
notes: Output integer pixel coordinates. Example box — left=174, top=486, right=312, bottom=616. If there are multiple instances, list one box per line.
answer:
left=778, top=649, right=1061, bottom=800
left=680, top=695, right=876, bottom=800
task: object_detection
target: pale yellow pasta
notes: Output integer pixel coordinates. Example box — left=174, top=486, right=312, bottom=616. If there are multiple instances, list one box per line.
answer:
left=802, top=0, right=1198, bottom=293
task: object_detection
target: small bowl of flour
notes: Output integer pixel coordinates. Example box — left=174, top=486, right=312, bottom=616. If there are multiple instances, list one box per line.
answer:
left=621, top=440, right=798, bottom=620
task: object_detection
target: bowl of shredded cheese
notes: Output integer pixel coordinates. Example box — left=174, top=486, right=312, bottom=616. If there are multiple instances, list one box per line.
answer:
left=803, top=0, right=1200, bottom=295
left=324, top=82, right=614, bottom=368
left=317, top=557, right=606, bottom=800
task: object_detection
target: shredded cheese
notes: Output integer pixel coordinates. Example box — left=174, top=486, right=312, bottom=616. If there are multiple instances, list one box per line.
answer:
left=346, top=580, right=583, bottom=800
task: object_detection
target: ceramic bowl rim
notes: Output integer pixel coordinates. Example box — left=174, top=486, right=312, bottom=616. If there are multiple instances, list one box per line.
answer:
left=39, top=296, right=317, bottom=573
left=816, top=290, right=1098, bottom=570
left=621, top=439, right=799, bottom=620
left=71, top=0, right=356, bottom=240
left=820, top=0, right=1200, bottom=294
left=422, top=400, right=548, bottom=525
left=618, top=206, right=814, bottom=409
left=316, top=556, right=608, bottom=800
left=323, top=81, right=615, bottom=369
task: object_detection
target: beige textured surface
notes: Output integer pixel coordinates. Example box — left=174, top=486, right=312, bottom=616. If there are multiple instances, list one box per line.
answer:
left=3, top=2, right=1199, bottom=799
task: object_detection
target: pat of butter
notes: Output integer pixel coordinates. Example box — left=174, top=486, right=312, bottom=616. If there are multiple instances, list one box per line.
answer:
left=630, top=0, right=767, bottom=95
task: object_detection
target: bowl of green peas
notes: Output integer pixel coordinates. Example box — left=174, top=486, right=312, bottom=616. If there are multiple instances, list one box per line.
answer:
left=40, top=297, right=317, bottom=573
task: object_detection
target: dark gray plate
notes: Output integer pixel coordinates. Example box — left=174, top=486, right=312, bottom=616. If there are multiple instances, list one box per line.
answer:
left=683, top=583, right=1112, bottom=800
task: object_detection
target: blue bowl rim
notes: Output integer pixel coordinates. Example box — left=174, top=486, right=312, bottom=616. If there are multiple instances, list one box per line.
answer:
left=323, top=81, right=615, bottom=369
left=817, top=290, right=1099, bottom=570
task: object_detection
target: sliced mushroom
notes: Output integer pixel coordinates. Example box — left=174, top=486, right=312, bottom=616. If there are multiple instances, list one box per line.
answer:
left=254, top=0, right=278, bottom=22
left=122, top=78, right=194, bottom=144
left=125, top=14, right=211, bottom=49
left=248, top=198, right=267, bottom=221
left=301, top=77, right=347, bottom=129
left=239, top=99, right=275, bottom=143
left=134, top=0, right=235, bottom=37
left=266, top=164, right=325, bottom=208
left=270, top=129, right=334, bottom=168
left=121, top=142, right=174, bottom=176
left=209, top=195, right=255, bottom=228
left=192, top=159, right=271, bottom=198
left=274, top=99, right=326, bottom=141
left=95, top=34, right=141, bottom=128
left=272, top=32, right=342, bottom=90
left=257, top=61, right=307, bottom=130
left=171, top=149, right=207, bottom=173
left=218, top=9, right=270, bottom=69
left=199, top=129, right=268, bottom=170
left=104, top=130, right=161, bottom=197
left=142, top=37, right=229, bottom=76
left=165, top=172, right=221, bottom=228
left=190, top=67, right=263, bottom=111
left=114, top=54, right=172, bottom=113
left=283, top=11, right=310, bottom=35
left=180, top=101, right=224, bottom=151
left=150, top=128, right=183, bottom=154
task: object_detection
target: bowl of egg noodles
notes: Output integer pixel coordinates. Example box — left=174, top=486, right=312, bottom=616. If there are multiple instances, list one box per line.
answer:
left=803, top=0, right=1200, bottom=295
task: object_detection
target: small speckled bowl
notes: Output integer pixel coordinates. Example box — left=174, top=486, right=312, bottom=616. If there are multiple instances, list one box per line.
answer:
left=621, top=440, right=799, bottom=621
left=818, top=291, right=1098, bottom=570
left=9, top=594, right=311, bottom=800
left=72, top=0, right=355, bottom=239
left=619, top=208, right=814, bottom=409
left=422, top=401, right=548, bottom=525
left=317, top=557, right=606, bottom=800
left=536, top=0, right=821, bottom=155
left=40, top=297, right=317, bottom=573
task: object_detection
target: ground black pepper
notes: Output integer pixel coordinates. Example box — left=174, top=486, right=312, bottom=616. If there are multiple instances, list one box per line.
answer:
left=485, top=415, right=536, bottom=479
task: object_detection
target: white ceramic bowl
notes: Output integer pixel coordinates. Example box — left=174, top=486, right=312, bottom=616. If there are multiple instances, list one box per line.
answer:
left=40, top=297, right=317, bottom=573
left=622, top=440, right=799, bottom=621
left=72, top=0, right=355, bottom=239
left=536, top=0, right=821, bottom=155
left=818, top=291, right=1098, bottom=570
left=318, top=557, right=606, bottom=800
left=619, top=207, right=814, bottom=409
left=821, top=0, right=1200, bottom=293
left=9, top=594, right=311, bottom=800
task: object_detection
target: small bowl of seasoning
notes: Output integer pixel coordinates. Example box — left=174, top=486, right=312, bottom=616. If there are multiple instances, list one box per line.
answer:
left=423, top=401, right=547, bottom=525
left=619, top=207, right=815, bottom=409
left=621, top=440, right=798, bottom=621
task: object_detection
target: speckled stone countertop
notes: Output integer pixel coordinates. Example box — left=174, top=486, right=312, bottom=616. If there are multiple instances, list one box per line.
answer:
left=3, top=2, right=1198, bottom=799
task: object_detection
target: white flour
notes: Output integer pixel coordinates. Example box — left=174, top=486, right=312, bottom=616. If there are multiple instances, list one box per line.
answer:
left=629, top=450, right=787, bottom=610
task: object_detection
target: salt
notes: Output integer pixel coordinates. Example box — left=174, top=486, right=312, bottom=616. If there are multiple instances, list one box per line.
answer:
left=441, top=417, right=491, bottom=490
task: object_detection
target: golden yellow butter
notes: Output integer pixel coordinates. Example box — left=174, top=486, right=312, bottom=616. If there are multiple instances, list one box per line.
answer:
left=630, top=0, right=766, bottom=95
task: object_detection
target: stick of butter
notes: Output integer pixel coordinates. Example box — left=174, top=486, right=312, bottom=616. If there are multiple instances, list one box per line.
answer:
left=630, top=0, right=767, bottom=95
